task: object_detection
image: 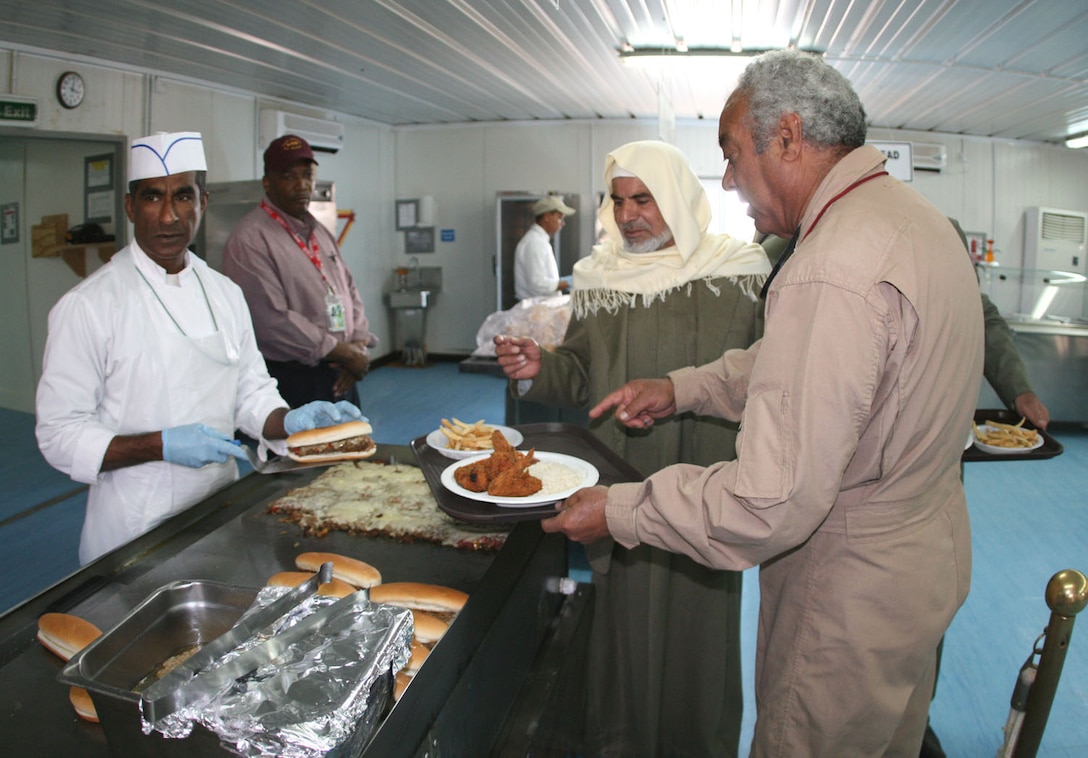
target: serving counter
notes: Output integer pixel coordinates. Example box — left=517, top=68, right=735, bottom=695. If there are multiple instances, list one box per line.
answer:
left=0, top=439, right=603, bottom=756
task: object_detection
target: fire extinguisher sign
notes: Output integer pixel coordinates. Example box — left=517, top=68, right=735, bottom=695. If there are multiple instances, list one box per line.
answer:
left=866, top=141, right=914, bottom=183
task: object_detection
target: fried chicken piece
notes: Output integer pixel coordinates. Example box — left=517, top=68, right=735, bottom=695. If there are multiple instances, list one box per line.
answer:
left=487, top=467, right=542, bottom=497
left=454, top=459, right=491, bottom=492
left=486, top=446, right=541, bottom=497
left=486, top=430, right=520, bottom=474
left=454, top=432, right=540, bottom=496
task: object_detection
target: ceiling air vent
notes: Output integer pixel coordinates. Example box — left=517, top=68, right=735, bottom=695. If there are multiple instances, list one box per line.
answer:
left=260, top=110, right=344, bottom=153
left=912, top=142, right=946, bottom=172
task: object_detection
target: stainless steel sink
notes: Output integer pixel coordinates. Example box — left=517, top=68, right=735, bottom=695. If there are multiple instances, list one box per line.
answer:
left=388, top=289, right=431, bottom=309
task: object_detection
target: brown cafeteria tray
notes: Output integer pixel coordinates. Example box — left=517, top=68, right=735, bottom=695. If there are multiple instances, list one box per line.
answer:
left=411, top=422, right=643, bottom=523
left=962, top=408, right=1063, bottom=462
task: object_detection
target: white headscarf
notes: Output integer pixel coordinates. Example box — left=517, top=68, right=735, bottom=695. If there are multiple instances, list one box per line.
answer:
left=572, top=140, right=769, bottom=318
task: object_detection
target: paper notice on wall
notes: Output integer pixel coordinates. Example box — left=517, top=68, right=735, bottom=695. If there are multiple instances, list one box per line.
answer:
left=867, top=141, right=913, bottom=182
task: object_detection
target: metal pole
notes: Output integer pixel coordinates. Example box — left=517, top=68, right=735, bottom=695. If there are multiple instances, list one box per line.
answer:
left=1011, top=568, right=1088, bottom=758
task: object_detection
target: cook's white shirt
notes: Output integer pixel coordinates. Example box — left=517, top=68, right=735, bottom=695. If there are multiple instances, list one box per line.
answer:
left=35, top=243, right=286, bottom=561
left=514, top=224, right=561, bottom=300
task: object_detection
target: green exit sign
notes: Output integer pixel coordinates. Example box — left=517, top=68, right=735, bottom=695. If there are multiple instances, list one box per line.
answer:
left=0, top=98, right=39, bottom=126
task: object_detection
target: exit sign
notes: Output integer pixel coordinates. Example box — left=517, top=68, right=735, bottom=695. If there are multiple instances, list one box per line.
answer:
left=0, top=97, right=39, bottom=126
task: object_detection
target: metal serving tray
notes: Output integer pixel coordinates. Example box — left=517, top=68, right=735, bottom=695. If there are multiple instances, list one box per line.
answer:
left=59, top=580, right=259, bottom=757
left=411, top=422, right=643, bottom=523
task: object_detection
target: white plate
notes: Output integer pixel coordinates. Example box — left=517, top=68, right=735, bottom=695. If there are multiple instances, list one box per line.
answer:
left=425, top=424, right=524, bottom=460
left=973, top=424, right=1044, bottom=455
left=440, top=451, right=600, bottom=507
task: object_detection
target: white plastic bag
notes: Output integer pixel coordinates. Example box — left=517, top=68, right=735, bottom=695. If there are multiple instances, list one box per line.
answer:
left=472, top=294, right=572, bottom=357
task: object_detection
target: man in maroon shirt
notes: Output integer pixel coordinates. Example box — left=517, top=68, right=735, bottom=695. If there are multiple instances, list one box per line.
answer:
left=223, top=135, right=375, bottom=407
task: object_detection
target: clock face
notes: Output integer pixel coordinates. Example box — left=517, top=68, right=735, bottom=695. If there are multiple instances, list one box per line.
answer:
left=57, top=72, right=85, bottom=109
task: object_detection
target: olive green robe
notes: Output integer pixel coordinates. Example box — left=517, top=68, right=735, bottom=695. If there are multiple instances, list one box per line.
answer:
left=522, top=280, right=760, bottom=757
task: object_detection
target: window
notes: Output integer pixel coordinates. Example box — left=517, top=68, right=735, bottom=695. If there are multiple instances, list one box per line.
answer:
left=701, top=179, right=756, bottom=242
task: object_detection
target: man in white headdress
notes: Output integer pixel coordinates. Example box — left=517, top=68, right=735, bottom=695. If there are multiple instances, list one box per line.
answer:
left=36, top=131, right=363, bottom=565
left=495, top=140, right=770, bottom=757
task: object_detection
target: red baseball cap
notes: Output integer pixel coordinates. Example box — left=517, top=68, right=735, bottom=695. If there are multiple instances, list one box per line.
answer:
left=263, top=134, right=318, bottom=174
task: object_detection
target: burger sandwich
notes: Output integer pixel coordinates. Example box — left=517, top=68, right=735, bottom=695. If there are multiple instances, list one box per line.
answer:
left=286, top=420, right=377, bottom=463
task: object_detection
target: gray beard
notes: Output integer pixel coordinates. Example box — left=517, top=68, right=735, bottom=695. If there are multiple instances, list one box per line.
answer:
left=622, top=231, right=674, bottom=254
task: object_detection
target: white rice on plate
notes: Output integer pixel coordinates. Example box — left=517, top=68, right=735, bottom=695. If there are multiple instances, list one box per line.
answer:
left=529, top=460, right=584, bottom=495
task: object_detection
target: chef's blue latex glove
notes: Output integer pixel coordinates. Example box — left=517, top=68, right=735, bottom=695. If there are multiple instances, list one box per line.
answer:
left=162, top=423, right=247, bottom=468
left=283, top=400, right=366, bottom=436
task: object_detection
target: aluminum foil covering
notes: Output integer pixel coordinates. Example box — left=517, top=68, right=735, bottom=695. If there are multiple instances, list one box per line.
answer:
left=142, top=587, right=413, bottom=757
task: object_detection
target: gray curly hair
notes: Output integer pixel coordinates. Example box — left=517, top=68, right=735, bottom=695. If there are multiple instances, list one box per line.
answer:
left=735, top=50, right=867, bottom=153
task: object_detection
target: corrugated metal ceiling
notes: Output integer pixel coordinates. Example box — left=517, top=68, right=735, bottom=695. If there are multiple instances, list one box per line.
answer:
left=1, top=0, right=1086, bottom=144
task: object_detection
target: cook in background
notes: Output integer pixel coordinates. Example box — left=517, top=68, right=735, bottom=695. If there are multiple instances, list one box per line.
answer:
left=35, top=131, right=364, bottom=565
left=495, top=140, right=770, bottom=757
left=513, top=195, right=575, bottom=300
left=222, top=134, right=376, bottom=407
left=547, top=50, right=984, bottom=756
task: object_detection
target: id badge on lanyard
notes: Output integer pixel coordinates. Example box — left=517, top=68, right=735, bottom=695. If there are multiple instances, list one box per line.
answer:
left=326, top=291, right=346, bottom=333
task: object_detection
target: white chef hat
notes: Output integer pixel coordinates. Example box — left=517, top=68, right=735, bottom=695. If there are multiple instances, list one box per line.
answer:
left=129, top=131, right=207, bottom=183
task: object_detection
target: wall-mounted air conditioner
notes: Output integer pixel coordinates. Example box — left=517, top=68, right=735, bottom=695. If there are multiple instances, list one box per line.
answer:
left=260, top=110, right=344, bottom=153
left=1023, top=207, right=1087, bottom=272
left=912, top=142, right=946, bottom=172
left=1018, top=206, right=1088, bottom=318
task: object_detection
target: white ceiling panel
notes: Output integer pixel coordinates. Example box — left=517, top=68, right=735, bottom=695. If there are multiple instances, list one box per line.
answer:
left=0, top=0, right=1085, bottom=143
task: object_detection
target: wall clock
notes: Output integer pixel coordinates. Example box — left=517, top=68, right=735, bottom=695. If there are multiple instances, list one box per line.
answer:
left=56, top=71, right=85, bottom=109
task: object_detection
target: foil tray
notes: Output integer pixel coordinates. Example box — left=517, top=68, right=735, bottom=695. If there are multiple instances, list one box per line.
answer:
left=59, top=579, right=412, bottom=757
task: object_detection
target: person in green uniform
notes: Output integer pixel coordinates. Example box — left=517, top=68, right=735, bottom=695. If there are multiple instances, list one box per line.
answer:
left=495, top=139, right=770, bottom=757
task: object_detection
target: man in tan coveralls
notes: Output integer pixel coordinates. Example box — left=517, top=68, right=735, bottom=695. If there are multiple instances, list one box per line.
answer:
left=543, top=50, right=984, bottom=756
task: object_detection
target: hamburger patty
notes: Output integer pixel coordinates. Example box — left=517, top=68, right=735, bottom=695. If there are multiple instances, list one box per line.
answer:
left=289, top=436, right=375, bottom=457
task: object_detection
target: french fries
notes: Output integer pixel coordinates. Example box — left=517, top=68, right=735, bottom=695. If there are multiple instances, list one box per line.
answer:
left=973, top=418, right=1040, bottom=449
left=440, top=418, right=498, bottom=450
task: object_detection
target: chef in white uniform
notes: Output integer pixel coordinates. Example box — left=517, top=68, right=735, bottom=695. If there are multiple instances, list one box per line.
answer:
left=513, top=195, right=575, bottom=300
left=36, top=131, right=363, bottom=564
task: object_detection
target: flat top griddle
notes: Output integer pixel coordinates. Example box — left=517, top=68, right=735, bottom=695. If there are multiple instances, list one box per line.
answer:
left=411, top=422, right=643, bottom=523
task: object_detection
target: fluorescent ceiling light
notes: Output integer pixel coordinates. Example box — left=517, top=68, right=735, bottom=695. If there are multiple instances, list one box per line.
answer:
left=619, top=48, right=764, bottom=69
left=1066, top=133, right=1088, bottom=149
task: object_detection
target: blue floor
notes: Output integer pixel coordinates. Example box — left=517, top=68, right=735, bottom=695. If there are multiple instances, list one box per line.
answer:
left=2, top=360, right=1086, bottom=756
left=356, top=360, right=511, bottom=447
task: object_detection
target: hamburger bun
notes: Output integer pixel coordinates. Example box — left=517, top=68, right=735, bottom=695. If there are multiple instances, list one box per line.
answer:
left=393, top=670, right=413, bottom=702
left=368, top=582, right=468, bottom=614
left=266, top=571, right=356, bottom=598
left=286, top=420, right=376, bottom=462
left=37, top=613, right=102, bottom=662
left=408, top=610, right=448, bottom=644
left=406, top=639, right=430, bottom=672
left=69, top=686, right=99, bottom=723
left=295, top=551, right=381, bottom=589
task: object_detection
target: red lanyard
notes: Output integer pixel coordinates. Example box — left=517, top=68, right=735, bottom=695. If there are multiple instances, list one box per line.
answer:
left=760, top=170, right=889, bottom=300
left=802, top=170, right=888, bottom=242
left=261, top=200, right=325, bottom=281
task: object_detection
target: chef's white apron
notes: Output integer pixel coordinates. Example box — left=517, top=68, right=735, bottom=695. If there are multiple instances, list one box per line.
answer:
left=79, top=272, right=241, bottom=564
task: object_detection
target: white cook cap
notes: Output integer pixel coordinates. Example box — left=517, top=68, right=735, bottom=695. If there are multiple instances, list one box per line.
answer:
left=129, top=131, right=207, bottom=182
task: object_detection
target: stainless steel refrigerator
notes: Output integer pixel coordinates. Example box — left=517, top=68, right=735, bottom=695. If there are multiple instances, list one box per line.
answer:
left=193, top=179, right=336, bottom=271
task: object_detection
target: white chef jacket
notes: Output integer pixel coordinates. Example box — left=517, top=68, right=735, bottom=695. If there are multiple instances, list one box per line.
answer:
left=514, top=223, right=562, bottom=300
left=35, top=243, right=287, bottom=564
